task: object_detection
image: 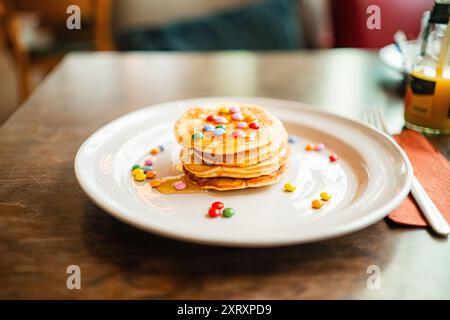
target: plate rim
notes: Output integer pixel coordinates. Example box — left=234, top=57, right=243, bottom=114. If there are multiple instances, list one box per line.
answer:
left=74, top=96, right=413, bottom=247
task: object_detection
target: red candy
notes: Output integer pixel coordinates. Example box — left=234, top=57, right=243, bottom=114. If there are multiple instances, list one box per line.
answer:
left=249, top=122, right=260, bottom=130
left=208, top=208, right=221, bottom=218
left=329, top=154, right=339, bottom=162
left=211, top=201, right=224, bottom=210
left=206, top=115, right=216, bottom=122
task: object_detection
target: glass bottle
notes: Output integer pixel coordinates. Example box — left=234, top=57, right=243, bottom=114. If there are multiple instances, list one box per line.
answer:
left=404, top=0, right=450, bottom=135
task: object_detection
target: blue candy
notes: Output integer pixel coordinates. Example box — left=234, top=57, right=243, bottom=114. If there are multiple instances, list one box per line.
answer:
left=213, top=128, right=226, bottom=136
left=288, top=135, right=298, bottom=144
left=203, top=124, right=215, bottom=132
left=143, top=166, right=153, bottom=173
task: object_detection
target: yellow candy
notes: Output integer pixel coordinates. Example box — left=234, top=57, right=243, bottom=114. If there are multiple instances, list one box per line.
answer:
left=132, top=168, right=144, bottom=176
left=244, top=114, right=256, bottom=122
left=284, top=182, right=296, bottom=192
left=320, top=192, right=332, bottom=201
left=305, top=144, right=315, bottom=151
left=311, top=199, right=324, bottom=209
left=219, top=106, right=230, bottom=114
left=134, top=173, right=146, bottom=182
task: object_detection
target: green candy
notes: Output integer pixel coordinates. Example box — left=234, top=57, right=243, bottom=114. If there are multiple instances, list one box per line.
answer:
left=192, top=132, right=204, bottom=140
left=132, top=164, right=141, bottom=171
left=222, top=208, right=235, bottom=218
left=215, top=124, right=226, bottom=129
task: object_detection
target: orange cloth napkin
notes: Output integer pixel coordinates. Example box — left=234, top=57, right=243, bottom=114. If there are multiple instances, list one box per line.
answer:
left=388, top=130, right=450, bottom=227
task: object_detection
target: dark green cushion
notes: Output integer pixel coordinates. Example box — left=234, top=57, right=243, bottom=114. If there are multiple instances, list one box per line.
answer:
left=117, top=0, right=301, bottom=51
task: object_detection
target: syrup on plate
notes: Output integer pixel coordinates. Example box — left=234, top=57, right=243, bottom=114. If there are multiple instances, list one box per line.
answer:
left=153, top=175, right=206, bottom=194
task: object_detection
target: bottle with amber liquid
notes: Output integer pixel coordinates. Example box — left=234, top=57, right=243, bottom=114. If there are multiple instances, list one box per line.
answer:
left=405, top=0, right=450, bottom=135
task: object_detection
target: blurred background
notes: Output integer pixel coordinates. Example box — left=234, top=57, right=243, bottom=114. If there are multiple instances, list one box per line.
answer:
left=0, top=0, right=435, bottom=124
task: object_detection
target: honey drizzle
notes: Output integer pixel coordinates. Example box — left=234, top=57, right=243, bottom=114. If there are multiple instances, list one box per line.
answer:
left=153, top=175, right=206, bottom=194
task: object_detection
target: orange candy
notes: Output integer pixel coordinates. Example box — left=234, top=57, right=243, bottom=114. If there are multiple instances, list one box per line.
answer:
left=311, top=199, right=324, bottom=209
left=305, top=144, right=315, bottom=151
left=150, top=180, right=161, bottom=187
left=150, top=148, right=160, bottom=155
left=244, top=114, right=256, bottom=122
left=146, top=171, right=156, bottom=179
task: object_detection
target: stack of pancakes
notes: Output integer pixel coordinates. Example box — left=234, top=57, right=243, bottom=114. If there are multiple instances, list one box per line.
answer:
left=174, top=103, right=289, bottom=190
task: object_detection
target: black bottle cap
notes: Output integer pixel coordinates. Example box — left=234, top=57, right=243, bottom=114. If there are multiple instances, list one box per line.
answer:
left=429, top=1, right=450, bottom=24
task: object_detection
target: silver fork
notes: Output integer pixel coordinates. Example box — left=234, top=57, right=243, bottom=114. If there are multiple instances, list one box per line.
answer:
left=363, top=107, right=449, bottom=237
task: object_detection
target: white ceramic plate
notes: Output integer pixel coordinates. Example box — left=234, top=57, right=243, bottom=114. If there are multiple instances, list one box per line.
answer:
left=75, top=97, right=413, bottom=247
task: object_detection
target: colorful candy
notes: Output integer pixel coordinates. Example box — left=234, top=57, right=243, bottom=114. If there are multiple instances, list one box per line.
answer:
left=213, top=128, right=226, bottom=136
left=208, top=207, right=221, bottom=218
left=214, top=116, right=227, bottom=124
left=229, top=106, right=241, bottom=114
left=222, top=208, right=235, bottom=218
left=143, top=166, right=153, bottom=173
left=305, top=144, right=315, bottom=151
left=215, top=124, right=226, bottom=129
left=192, top=132, right=203, bottom=140
left=211, top=201, right=224, bottom=210
left=219, top=106, right=230, bottom=114
left=236, top=122, right=248, bottom=129
left=329, top=154, right=339, bottom=162
left=132, top=168, right=144, bottom=176
left=311, top=199, right=324, bottom=209
left=284, top=182, right=296, bottom=192
left=315, top=143, right=325, bottom=151
left=173, top=181, right=187, bottom=190
left=134, top=173, right=146, bottom=181
left=206, top=115, right=216, bottom=122
left=244, top=114, right=256, bottom=122
left=207, top=201, right=235, bottom=218
left=132, top=166, right=146, bottom=181
left=231, top=113, right=244, bottom=121
left=288, top=136, right=298, bottom=144
left=320, top=192, right=332, bottom=201
left=203, top=124, right=215, bottom=132
left=150, top=180, right=162, bottom=187
left=232, top=130, right=244, bottom=138
left=249, top=122, right=260, bottom=130
left=133, top=145, right=162, bottom=182
left=146, top=171, right=156, bottom=179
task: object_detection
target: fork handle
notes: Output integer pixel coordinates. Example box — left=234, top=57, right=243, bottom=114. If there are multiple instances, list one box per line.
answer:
left=411, top=176, right=449, bottom=236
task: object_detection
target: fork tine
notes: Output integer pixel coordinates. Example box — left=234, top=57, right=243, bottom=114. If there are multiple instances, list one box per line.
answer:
left=372, top=108, right=384, bottom=132
left=364, top=107, right=387, bottom=133
left=365, top=108, right=377, bottom=129
left=374, top=107, right=389, bottom=133
left=361, top=111, right=369, bottom=124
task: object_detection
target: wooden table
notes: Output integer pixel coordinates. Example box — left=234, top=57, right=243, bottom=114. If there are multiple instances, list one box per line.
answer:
left=1, top=50, right=449, bottom=299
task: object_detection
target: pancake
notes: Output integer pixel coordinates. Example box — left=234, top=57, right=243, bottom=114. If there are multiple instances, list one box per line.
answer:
left=173, top=102, right=290, bottom=191
left=181, top=133, right=287, bottom=167
left=182, top=145, right=290, bottom=178
left=190, top=128, right=288, bottom=166
left=183, top=164, right=287, bottom=191
left=174, top=103, right=284, bottom=156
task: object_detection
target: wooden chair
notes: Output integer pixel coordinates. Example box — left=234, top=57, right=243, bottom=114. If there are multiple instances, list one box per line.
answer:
left=0, top=0, right=113, bottom=103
